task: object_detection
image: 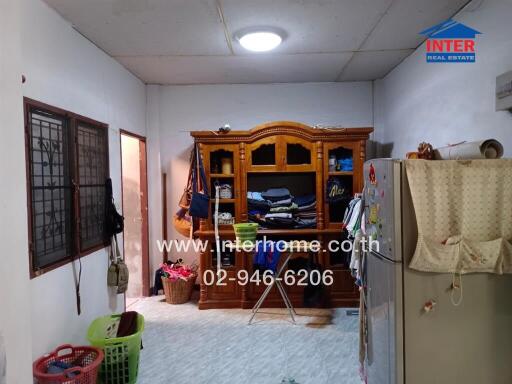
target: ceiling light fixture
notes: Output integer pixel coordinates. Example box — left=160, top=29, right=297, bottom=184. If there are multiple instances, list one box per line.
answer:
left=235, top=28, right=284, bottom=52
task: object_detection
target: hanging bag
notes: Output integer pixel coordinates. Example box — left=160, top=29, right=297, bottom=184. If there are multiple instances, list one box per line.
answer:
left=107, top=235, right=129, bottom=294
left=173, top=207, right=193, bottom=238
left=173, top=147, right=197, bottom=237
left=104, top=178, right=124, bottom=237
left=107, top=245, right=119, bottom=288
left=188, top=145, right=210, bottom=219
left=179, top=147, right=196, bottom=210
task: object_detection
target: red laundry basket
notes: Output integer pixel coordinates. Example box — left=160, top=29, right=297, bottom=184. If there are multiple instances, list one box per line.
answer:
left=33, top=344, right=104, bottom=384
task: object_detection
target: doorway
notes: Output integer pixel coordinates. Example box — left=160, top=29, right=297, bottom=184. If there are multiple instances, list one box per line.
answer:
left=120, top=130, right=150, bottom=308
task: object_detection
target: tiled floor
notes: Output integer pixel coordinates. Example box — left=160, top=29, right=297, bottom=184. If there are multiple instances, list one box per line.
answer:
left=131, top=296, right=361, bottom=384
left=125, top=297, right=142, bottom=309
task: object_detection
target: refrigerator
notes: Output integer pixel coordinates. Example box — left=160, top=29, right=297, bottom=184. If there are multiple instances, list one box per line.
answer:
left=363, top=159, right=512, bottom=384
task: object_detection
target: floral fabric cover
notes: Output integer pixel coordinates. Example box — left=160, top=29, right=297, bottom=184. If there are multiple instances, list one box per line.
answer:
left=405, top=159, right=512, bottom=274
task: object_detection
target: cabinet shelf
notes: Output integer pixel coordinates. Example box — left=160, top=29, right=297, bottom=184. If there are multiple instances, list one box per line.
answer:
left=210, top=198, right=235, bottom=203
left=210, top=173, right=235, bottom=178
left=328, top=171, right=353, bottom=176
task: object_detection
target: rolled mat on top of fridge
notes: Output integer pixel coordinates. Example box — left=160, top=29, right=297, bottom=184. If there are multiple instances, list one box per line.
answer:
left=434, top=139, right=504, bottom=160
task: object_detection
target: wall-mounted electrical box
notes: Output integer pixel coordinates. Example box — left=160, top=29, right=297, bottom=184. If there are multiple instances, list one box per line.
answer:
left=496, top=71, right=512, bottom=112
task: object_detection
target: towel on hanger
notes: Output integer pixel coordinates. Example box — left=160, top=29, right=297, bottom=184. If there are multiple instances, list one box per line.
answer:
left=345, top=199, right=363, bottom=234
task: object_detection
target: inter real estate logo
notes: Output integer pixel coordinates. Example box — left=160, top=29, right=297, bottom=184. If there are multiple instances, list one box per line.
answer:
left=420, top=19, right=481, bottom=63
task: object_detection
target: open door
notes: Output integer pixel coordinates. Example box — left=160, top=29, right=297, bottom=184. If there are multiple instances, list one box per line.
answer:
left=120, top=130, right=150, bottom=308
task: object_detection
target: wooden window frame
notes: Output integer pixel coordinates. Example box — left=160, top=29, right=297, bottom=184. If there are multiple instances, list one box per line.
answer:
left=24, top=97, right=110, bottom=278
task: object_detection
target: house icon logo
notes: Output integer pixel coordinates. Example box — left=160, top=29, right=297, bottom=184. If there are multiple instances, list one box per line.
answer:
left=420, top=19, right=482, bottom=63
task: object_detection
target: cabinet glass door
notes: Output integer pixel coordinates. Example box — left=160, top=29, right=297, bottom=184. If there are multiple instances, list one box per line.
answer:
left=282, top=136, right=316, bottom=171
left=247, top=137, right=278, bottom=171
left=203, top=144, right=239, bottom=230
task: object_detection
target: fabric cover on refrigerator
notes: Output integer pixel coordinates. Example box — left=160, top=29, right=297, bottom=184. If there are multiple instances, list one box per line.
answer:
left=405, top=159, right=512, bottom=274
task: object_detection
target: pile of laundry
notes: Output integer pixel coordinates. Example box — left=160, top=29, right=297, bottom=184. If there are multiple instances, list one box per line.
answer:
left=248, top=188, right=317, bottom=229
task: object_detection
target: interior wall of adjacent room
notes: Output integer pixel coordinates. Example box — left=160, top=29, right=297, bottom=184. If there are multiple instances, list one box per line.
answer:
left=374, top=0, right=512, bottom=158
left=121, top=134, right=143, bottom=298
left=148, top=82, right=373, bottom=265
left=0, top=0, right=33, bottom=382
left=21, top=0, right=147, bottom=359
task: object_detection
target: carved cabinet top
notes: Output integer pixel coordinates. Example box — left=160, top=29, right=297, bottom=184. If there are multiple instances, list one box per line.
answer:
left=191, top=121, right=373, bottom=143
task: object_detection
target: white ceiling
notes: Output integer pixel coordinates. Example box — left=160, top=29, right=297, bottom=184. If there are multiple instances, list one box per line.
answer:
left=43, top=0, right=470, bottom=85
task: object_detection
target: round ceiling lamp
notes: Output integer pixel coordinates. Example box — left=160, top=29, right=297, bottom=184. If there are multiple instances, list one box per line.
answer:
left=235, top=28, right=284, bottom=52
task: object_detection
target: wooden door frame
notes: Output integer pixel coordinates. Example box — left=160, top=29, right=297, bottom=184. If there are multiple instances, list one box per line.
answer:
left=120, top=129, right=151, bottom=297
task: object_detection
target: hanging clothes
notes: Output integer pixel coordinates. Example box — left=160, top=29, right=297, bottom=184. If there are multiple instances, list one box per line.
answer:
left=253, top=240, right=285, bottom=273
left=341, top=195, right=367, bottom=282
left=343, top=198, right=360, bottom=226
left=345, top=199, right=363, bottom=236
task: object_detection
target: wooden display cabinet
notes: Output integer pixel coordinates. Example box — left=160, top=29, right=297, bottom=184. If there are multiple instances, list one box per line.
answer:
left=191, top=121, right=373, bottom=309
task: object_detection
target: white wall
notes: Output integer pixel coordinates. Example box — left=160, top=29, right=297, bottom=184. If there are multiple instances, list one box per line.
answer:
left=374, top=0, right=512, bottom=158
left=148, top=82, right=373, bottom=264
left=0, top=0, right=33, bottom=382
left=146, top=85, right=164, bottom=276
left=21, top=0, right=147, bottom=359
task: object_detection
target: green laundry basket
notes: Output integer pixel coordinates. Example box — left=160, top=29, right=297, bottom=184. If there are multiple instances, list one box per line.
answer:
left=87, top=313, right=144, bottom=384
left=233, top=223, right=259, bottom=245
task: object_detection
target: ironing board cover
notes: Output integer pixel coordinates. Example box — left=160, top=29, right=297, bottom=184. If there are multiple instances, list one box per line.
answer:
left=405, top=159, right=512, bottom=274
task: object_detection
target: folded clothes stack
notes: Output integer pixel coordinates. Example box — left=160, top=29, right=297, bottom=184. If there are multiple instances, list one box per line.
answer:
left=261, top=187, right=291, bottom=202
left=337, top=157, right=353, bottom=171
left=247, top=191, right=270, bottom=214
left=293, top=194, right=317, bottom=228
left=261, top=188, right=297, bottom=227
left=247, top=188, right=317, bottom=229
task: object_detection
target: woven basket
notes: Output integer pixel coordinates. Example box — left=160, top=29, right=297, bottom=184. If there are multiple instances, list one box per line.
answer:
left=161, top=275, right=197, bottom=304
left=219, top=184, right=232, bottom=199
left=218, top=217, right=235, bottom=225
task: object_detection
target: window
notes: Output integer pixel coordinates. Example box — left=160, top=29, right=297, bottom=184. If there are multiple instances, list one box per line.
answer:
left=24, top=98, right=109, bottom=277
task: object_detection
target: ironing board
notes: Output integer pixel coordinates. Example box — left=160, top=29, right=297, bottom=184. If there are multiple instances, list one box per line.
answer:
left=225, top=241, right=317, bottom=325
